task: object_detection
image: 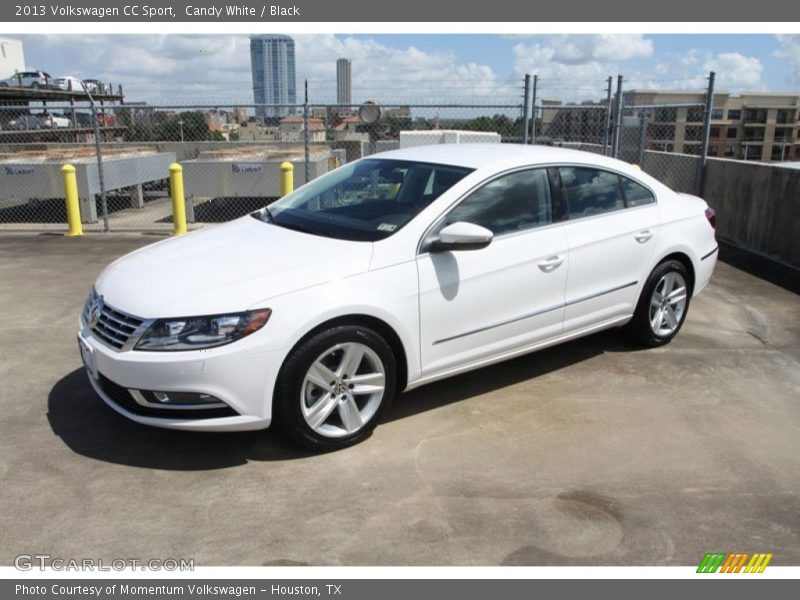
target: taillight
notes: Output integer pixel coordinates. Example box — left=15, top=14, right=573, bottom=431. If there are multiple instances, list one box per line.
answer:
left=705, top=207, right=716, bottom=229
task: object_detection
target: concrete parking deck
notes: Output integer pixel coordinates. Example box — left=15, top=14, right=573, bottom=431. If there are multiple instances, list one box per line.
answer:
left=0, top=233, right=798, bottom=566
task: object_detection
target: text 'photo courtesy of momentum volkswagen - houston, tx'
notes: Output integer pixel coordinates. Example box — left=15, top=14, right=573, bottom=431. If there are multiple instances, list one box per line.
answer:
left=77, top=144, right=718, bottom=450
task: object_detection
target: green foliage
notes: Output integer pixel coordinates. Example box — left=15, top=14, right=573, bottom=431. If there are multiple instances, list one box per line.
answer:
left=122, top=111, right=222, bottom=142
left=457, top=114, right=523, bottom=138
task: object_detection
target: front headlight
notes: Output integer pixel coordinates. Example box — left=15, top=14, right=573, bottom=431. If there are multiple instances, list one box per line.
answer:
left=134, top=309, right=271, bottom=351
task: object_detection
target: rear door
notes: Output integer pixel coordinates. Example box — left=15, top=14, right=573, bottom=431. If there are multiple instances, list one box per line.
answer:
left=554, top=166, right=660, bottom=333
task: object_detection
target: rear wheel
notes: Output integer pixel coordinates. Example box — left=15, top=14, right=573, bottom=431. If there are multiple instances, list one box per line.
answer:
left=273, top=325, right=396, bottom=451
left=627, top=259, right=691, bottom=346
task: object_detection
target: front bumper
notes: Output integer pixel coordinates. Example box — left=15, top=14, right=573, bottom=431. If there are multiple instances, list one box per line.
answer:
left=77, top=325, right=279, bottom=431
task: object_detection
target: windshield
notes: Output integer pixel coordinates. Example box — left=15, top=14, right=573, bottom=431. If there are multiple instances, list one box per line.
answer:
left=263, top=158, right=473, bottom=242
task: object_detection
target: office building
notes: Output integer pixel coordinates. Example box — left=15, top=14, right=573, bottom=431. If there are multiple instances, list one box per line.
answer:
left=337, top=58, right=352, bottom=106
left=250, top=35, right=296, bottom=120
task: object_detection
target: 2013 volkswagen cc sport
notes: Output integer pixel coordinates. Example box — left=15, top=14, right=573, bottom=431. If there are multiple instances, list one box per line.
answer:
left=78, top=144, right=718, bottom=450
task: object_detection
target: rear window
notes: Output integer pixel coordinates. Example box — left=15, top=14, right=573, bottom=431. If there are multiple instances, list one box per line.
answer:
left=559, top=167, right=625, bottom=218
left=620, top=176, right=656, bottom=207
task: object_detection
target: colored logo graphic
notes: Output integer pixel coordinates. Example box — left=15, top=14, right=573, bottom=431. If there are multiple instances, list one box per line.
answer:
left=697, top=552, right=773, bottom=573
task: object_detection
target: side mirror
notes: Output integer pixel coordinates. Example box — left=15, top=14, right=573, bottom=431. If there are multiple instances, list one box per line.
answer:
left=430, top=221, right=493, bottom=252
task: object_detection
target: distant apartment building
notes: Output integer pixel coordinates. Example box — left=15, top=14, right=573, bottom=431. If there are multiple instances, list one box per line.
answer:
left=278, top=116, right=326, bottom=143
left=250, top=34, right=296, bottom=120
left=237, top=120, right=280, bottom=141
left=116, top=102, right=157, bottom=127
left=231, top=107, right=248, bottom=125
left=540, top=99, right=610, bottom=144
left=337, top=58, right=352, bottom=106
left=0, top=37, right=25, bottom=79
left=623, top=90, right=800, bottom=162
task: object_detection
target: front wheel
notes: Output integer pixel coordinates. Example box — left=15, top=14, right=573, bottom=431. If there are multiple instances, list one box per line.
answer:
left=627, top=260, right=691, bottom=347
left=273, top=325, right=396, bottom=451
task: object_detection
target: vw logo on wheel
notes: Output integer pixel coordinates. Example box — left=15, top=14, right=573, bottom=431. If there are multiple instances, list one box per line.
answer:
left=89, top=295, right=104, bottom=327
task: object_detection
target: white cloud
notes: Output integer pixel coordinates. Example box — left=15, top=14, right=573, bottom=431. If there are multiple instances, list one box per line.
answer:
left=774, top=34, right=800, bottom=86
left=19, top=34, right=519, bottom=107
left=511, top=35, right=655, bottom=101
left=513, top=35, right=652, bottom=65
left=703, top=52, right=764, bottom=90
left=292, top=34, right=517, bottom=104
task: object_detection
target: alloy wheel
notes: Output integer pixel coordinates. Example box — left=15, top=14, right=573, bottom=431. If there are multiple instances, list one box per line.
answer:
left=300, top=342, right=386, bottom=438
left=649, top=271, right=688, bottom=337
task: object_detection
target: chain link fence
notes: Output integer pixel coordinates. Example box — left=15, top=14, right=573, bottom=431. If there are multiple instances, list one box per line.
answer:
left=0, top=73, right=721, bottom=233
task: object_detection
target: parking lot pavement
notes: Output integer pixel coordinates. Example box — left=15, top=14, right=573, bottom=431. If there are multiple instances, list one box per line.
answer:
left=0, top=232, right=798, bottom=567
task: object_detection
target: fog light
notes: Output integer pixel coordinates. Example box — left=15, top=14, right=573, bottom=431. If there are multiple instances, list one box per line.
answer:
left=130, top=389, right=227, bottom=409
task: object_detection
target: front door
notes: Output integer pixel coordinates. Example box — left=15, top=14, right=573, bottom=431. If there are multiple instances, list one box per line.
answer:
left=417, top=167, right=569, bottom=375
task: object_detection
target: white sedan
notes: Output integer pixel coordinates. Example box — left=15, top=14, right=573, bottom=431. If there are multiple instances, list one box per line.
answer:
left=78, top=145, right=717, bottom=450
left=53, top=76, right=85, bottom=92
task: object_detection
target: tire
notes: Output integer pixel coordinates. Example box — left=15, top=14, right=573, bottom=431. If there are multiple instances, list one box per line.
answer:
left=273, top=325, right=397, bottom=451
left=627, top=259, right=692, bottom=347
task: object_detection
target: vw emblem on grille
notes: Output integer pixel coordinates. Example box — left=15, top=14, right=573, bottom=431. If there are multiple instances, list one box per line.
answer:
left=89, top=295, right=104, bottom=328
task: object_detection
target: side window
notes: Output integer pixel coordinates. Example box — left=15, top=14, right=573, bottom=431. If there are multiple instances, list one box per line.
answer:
left=620, top=176, right=656, bottom=208
left=445, top=169, right=552, bottom=236
left=559, top=167, right=624, bottom=219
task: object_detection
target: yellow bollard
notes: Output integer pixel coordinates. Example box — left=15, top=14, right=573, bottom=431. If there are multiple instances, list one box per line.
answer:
left=169, top=162, right=187, bottom=235
left=280, top=161, right=294, bottom=197
left=61, top=164, right=83, bottom=237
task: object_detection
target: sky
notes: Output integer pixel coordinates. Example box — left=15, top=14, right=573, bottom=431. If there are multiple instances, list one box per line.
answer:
left=11, top=34, right=800, bottom=106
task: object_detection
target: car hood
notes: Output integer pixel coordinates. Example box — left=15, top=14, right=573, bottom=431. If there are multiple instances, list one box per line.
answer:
left=95, top=216, right=374, bottom=318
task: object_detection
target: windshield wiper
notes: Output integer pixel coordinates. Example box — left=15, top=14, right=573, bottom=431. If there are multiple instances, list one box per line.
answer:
left=273, top=221, right=323, bottom=236
left=252, top=210, right=321, bottom=236
left=251, top=208, right=274, bottom=224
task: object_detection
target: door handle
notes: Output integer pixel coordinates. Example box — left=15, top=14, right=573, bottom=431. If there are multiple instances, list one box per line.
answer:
left=634, top=230, right=654, bottom=243
left=538, top=255, right=565, bottom=272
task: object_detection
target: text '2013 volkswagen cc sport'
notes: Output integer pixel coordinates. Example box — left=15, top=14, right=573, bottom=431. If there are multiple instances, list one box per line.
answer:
left=78, top=145, right=717, bottom=450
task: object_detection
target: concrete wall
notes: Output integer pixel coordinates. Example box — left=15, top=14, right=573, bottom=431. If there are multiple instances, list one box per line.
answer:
left=703, top=158, right=800, bottom=267
left=0, top=141, right=359, bottom=164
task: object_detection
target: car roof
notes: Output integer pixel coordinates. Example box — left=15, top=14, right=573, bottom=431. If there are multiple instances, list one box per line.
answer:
left=370, top=143, right=634, bottom=173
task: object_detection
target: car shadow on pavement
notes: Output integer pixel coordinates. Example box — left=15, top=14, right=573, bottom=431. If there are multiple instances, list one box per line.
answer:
left=385, top=328, right=646, bottom=423
left=48, top=329, right=645, bottom=470
left=47, top=369, right=315, bottom=470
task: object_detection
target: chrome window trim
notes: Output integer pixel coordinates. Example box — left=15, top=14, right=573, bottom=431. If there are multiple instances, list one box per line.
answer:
left=416, top=161, right=660, bottom=256
left=555, top=166, right=655, bottom=222
left=416, top=165, right=556, bottom=256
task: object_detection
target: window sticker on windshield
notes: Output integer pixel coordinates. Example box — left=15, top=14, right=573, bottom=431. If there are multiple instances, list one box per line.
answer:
left=377, top=223, right=397, bottom=232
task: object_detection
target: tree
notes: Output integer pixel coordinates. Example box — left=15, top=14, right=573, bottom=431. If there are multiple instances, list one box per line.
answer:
left=123, top=110, right=223, bottom=142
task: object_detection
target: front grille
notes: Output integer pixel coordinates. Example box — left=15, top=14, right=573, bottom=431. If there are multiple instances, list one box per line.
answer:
left=97, top=374, right=238, bottom=420
left=90, top=302, right=144, bottom=350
